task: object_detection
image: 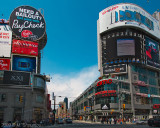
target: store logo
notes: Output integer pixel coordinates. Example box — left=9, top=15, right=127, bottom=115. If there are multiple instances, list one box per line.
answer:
left=102, top=105, right=109, bottom=110
left=11, top=76, right=23, bottom=81
left=97, top=79, right=112, bottom=86
left=21, top=30, right=33, bottom=38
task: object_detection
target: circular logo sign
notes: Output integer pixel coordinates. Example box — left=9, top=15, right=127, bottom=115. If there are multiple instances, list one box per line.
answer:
left=9, top=6, right=46, bottom=41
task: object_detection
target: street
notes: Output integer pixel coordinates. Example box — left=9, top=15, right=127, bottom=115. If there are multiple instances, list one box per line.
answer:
left=38, top=121, right=150, bottom=128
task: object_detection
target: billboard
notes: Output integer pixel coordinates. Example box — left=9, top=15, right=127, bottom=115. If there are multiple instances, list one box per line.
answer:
left=145, top=37, right=160, bottom=68
left=12, top=39, right=38, bottom=56
left=3, top=71, right=30, bottom=85
left=99, top=3, right=160, bottom=39
left=0, top=59, right=10, bottom=70
left=103, top=64, right=127, bottom=75
left=101, top=28, right=142, bottom=64
left=0, top=25, right=12, bottom=57
left=9, top=6, right=46, bottom=41
left=12, top=55, right=36, bottom=72
left=117, top=39, right=135, bottom=56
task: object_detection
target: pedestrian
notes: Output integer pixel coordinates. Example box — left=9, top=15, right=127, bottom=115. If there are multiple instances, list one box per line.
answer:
left=106, top=118, right=108, bottom=124
left=109, top=118, right=111, bottom=124
left=114, top=118, right=117, bottom=124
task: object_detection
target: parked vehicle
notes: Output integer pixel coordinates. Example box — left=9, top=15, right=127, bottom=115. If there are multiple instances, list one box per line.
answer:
left=56, top=118, right=64, bottom=124
left=148, top=118, right=160, bottom=127
left=136, top=119, right=148, bottom=125
left=65, top=118, right=72, bottom=124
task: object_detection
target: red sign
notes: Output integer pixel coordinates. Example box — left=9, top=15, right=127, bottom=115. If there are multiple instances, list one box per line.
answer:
left=95, top=90, right=116, bottom=96
left=21, top=30, right=33, bottom=38
left=134, top=81, right=148, bottom=87
left=153, top=104, right=160, bottom=109
left=12, top=40, right=38, bottom=56
left=97, top=79, right=112, bottom=86
left=0, top=59, right=10, bottom=70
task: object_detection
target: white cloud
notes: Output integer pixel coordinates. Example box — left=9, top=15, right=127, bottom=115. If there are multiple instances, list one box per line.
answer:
left=47, top=65, right=100, bottom=108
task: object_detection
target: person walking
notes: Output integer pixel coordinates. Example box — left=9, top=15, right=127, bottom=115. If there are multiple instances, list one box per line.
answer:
left=109, top=118, right=112, bottom=124
left=106, top=118, right=109, bottom=124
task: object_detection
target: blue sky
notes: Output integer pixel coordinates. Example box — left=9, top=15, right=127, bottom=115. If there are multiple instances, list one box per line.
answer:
left=2, top=0, right=160, bottom=104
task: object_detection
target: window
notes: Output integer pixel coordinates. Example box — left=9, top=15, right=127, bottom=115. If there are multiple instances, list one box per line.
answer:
left=1, top=94, right=6, bottom=102
left=36, top=95, right=43, bottom=103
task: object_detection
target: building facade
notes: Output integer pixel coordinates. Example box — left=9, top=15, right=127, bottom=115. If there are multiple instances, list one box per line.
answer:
left=0, top=6, right=50, bottom=122
left=71, top=3, right=160, bottom=121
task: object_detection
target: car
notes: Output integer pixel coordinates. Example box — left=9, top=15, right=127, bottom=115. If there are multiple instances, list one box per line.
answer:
left=56, top=118, right=64, bottom=124
left=65, top=118, right=72, bottom=124
left=136, top=119, right=148, bottom=125
left=148, top=118, right=160, bottom=127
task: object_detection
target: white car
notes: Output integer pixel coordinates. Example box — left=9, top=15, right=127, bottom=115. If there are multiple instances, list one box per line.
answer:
left=136, top=119, right=148, bottom=125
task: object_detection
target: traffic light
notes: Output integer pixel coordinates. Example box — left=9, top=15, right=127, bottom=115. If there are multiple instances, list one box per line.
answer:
left=19, top=96, right=23, bottom=103
left=62, top=105, right=64, bottom=109
left=84, top=106, right=86, bottom=111
left=122, top=104, right=125, bottom=110
left=52, top=109, right=56, bottom=114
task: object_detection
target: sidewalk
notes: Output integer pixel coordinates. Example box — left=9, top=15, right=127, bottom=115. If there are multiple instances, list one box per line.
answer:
left=73, top=120, right=134, bottom=125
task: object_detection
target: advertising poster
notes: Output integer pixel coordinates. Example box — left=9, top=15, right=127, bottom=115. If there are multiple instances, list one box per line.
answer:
left=12, top=39, right=38, bottom=56
left=12, top=55, right=36, bottom=72
left=0, top=59, right=10, bottom=70
left=9, top=6, right=46, bottom=41
left=3, top=71, right=30, bottom=85
left=145, top=37, right=160, bottom=68
left=0, top=25, right=12, bottom=57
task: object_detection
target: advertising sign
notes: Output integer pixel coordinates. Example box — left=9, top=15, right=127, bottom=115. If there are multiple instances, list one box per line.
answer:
left=12, top=39, right=38, bottom=56
left=9, top=6, right=46, bottom=41
left=101, top=104, right=110, bottom=110
left=145, top=37, right=160, bottom=68
left=0, top=25, right=12, bottom=57
left=12, top=55, right=36, bottom=72
left=117, top=39, right=135, bottom=56
left=34, top=75, right=45, bottom=88
left=3, top=71, right=30, bottom=85
left=99, top=3, right=160, bottom=38
left=103, top=64, right=127, bottom=75
left=0, top=59, right=10, bottom=70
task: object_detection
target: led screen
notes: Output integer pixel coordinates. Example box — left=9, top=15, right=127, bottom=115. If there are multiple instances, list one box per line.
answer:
left=12, top=55, right=36, bottom=72
left=117, top=39, right=135, bottom=56
left=145, top=37, right=160, bottom=68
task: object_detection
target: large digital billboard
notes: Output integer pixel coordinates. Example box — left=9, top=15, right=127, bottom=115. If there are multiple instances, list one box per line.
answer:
left=0, top=59, right=10, bottom=70
left=12, top=55, right=36, bottom=72
left=117, top=39, right=135, bottom=56
left=12, top=39, right=38, bottom=56
left=101, top=28, right=142, bottom=65
left=9, top=6, right=46, bottom=41
left=99, top=3, right=160, bottom=39
left=145, top=37, right=160, bottom=68
left=3, top=71, right=30, bottom=85
left=0, top=25, right=12, bottom=57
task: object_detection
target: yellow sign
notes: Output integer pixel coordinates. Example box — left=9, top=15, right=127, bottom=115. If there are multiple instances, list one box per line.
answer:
left=84, top=106, right=86, bottom=111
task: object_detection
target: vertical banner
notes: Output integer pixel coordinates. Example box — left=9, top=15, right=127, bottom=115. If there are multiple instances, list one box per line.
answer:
left=145, top=37, right=160, bottom=68
left=0, top=25, right=12, bottom=57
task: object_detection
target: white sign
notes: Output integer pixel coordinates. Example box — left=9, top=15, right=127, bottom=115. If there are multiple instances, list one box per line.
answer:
left=102, top=104, right=109, bottom=110
left=99, top=3, right=160, bottom=39
left=0, top=25, right=12, bottom=57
